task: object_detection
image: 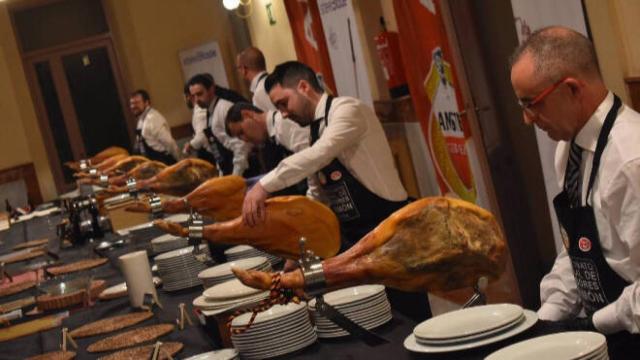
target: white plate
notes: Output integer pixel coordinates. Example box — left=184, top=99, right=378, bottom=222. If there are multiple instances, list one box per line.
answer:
left=404, top=309, right=538, bottom=354
left=237, top=333, right=316, bottom=359
left=416, top=314, right=525, bottom=345
left=100, top=277, right=162, bottom=297
left=151, top=234, right=184, bottom=244
left=308, top=285, right=385, bottom=308
left=193, top=291, right=269, bottom=309
left=198, top=257, right=268, bottom=279
left=154, top=245, right=208, bottom=261
left=224, top=245, right=254, bottom=255
left=204, top=279, right=263, bottom=301
left=413, top=303, right=524, bottom=340
left=232, top=302, right=306, bottom=327
left=164, top=213, right=190, bottom=223
left=485, top=331, right=607, bottom=360
left=183, top=349, right=238, bottom=360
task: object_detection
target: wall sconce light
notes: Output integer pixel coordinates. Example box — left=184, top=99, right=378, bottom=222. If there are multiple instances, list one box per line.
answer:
left=223, top=0, right=240, bottom=10
left=222, top=0, right=253, bottom=18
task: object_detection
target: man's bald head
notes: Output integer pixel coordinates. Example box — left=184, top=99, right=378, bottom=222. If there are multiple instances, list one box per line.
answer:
left=510, top=26, right=602, bottom=84
left=237, top=47, right=266, bottom=72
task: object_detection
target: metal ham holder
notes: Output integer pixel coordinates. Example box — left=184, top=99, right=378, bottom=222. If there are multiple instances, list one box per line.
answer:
left=148, top=194, right=164, bottom=219
left=126, top=178, right=139, bottom=198
left=187, top=211, right=215, bottom=266
left=298, top=237, right=389, bottom=346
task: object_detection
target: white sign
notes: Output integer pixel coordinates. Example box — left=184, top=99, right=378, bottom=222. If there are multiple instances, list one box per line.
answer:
left=317, top=0, right=372, bottom=106
left=179, top=41, right=229, bottom=87
left=510, top=0, right=588, bottom=253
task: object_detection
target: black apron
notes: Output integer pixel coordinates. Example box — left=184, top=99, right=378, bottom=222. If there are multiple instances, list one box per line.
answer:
left=311, top=96, right=429, bottom=321
left=553, top=94, right=630, bottom=316
left=263, top=112, right=308, bottom=196
left=134, top=112, right=176, bottom=165
left=202, top=98, right=235, bottom=176
left=310, top=96, right=408, bottom=249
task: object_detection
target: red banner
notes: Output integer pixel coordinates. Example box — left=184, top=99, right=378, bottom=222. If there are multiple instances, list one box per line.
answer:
left=394, top=0, right=478, bottom=204
left=283, top=0, right=337, bottom=94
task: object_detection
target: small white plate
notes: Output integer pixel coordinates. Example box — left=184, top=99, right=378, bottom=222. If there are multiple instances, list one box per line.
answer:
left=154, top=245, right=208, bottom=261
left=198, top=257, right=268, bottom=279
left=485, top=331, right=607, bottom=360
left=204, top=279, right=263, bottom=301
left=413, top=303, right=524, bottom=340
left=224, top=245, right=254, bottom=255
left=416, top=314, right=525, bottom=345
left=151, top=234, right=183, bottom=244
left=183, top=349, right=238, bottom=360
left=308, top=285, right=385, bottom=308
left=164, top=213, right=190, bottom=223
left=404, top=310, right=538, bottom=354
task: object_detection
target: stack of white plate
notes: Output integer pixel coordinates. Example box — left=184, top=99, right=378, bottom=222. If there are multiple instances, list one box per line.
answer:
left=224, top=245, right=282, bottom=266
left=150, top=234, right=189, bottom=254
left=486, top=331, right=608, bottom=360
left=404, top=304, right=539, bottom=354
left=155, top=245, right=211, bottom=291
left=193, top=278, right=270, bottom=313
left=183, top=349, right=239, bottom=360
left=230, top=302, right=316, bottom=359
left=198, top=257, right=272, bottom=289
left=309, top=285, right=392, bottom=338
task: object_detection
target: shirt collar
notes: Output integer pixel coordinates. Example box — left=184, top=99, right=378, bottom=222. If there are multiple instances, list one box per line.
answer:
left=266, top=110, right=277, bottom=137
left=574, top=91, right=613, bottom=152
left=250, top=71, right=268, bottom=93
left=313, top=93, right=329, bottom=122
left=138, top=106, right=152, bottom=122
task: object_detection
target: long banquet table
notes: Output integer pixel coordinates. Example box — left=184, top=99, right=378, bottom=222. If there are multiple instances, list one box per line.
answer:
left=1, top=213, right=638, bottom=359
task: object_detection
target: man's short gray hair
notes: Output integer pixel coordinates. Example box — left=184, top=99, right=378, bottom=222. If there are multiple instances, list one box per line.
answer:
left=510, top=26, right=601, bottom=83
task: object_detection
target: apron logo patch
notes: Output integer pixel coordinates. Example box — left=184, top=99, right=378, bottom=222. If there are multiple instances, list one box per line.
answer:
left=578, top=237, right=592, bottom=252
left=330, top=171, right=342, bottom=181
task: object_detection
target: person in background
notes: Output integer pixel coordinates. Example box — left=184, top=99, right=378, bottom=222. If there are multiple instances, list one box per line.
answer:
left=182, top=83, right=214, bottom=164
left=225, top=101, right=318, bottom=198
left=187, top=74, right=253, bottom=176
left=130, top=89, right=180, bottom=164
left=241, top=61, right=429, bottom=321
left=511, top=26, right=640, bottom=341
left=236, top=47, right=275, bottom=111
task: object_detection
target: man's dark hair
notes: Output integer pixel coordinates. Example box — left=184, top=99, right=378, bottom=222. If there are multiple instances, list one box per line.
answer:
left=183, top=83, right=190, bottom=96
left=188, top=73, right=215, bottom=90
left=225, top=102, right=264, bottom=136
left=131, top=89, right=150, bottom=102
left=264, top=61, right=323, bottom=93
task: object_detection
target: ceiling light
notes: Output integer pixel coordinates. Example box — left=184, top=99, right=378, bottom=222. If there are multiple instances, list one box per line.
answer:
left=223, top=0, right=240, bottom=10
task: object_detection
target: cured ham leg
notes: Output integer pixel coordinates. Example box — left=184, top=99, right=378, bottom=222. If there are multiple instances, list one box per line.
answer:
left=78, top=161, right=167, bottom=187
left=232, top=197, right=507, bottom=293
left=153, top=196, right=340, bottom=259
left=75, top=156, right=149, bottom=179
left=105, top=158, right=216, bottom=197
left=65, top=146, right=129, bottom=171
left=125, top=175, right=245, bottom=221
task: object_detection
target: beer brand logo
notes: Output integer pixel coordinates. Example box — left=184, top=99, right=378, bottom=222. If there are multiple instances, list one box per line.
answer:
left=330, top=171, right=342, bottom=181
left=578, top=237, right=592, bottom=252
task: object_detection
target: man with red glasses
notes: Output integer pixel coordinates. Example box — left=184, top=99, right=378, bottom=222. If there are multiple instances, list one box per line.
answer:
left=511, top=26, right=640, bottom=341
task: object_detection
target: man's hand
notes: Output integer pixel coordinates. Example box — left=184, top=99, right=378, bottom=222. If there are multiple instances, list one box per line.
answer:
left=182, top=142, right=192, bottom=155
left=242, top=182, right=268, bottom=227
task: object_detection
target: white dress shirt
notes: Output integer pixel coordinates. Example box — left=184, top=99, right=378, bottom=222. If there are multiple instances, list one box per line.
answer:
left=260, top=93, right=408, bottom=202
left=189, top=104, right=209, bottom=150
left=265, top=110, right=321, bottom=200
left=539, top=92, right=640, bottom=334
left=209, top=97, right=253, bottom=176
left=251, top=71, right=276, bottom=111
left=136, top=107, right=180, bottom=160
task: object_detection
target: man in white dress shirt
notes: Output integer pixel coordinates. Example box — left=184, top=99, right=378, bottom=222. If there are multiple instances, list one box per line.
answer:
left=130, top=89, right=180, bottom=164
left=187, top=74, right=253, bottom=176
left=511, top=26, right=640, bottom=339
left=236, top=47, right=275, bottom=111
left=242, top=61, right=430, bottom=321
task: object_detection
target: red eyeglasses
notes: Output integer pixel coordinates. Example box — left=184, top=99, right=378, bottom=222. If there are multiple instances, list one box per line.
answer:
left=518, top=77, right=568, bottom=113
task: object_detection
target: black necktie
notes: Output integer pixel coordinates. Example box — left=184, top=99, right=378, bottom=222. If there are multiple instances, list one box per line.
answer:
left=565, top=141, right=583, bottom=207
